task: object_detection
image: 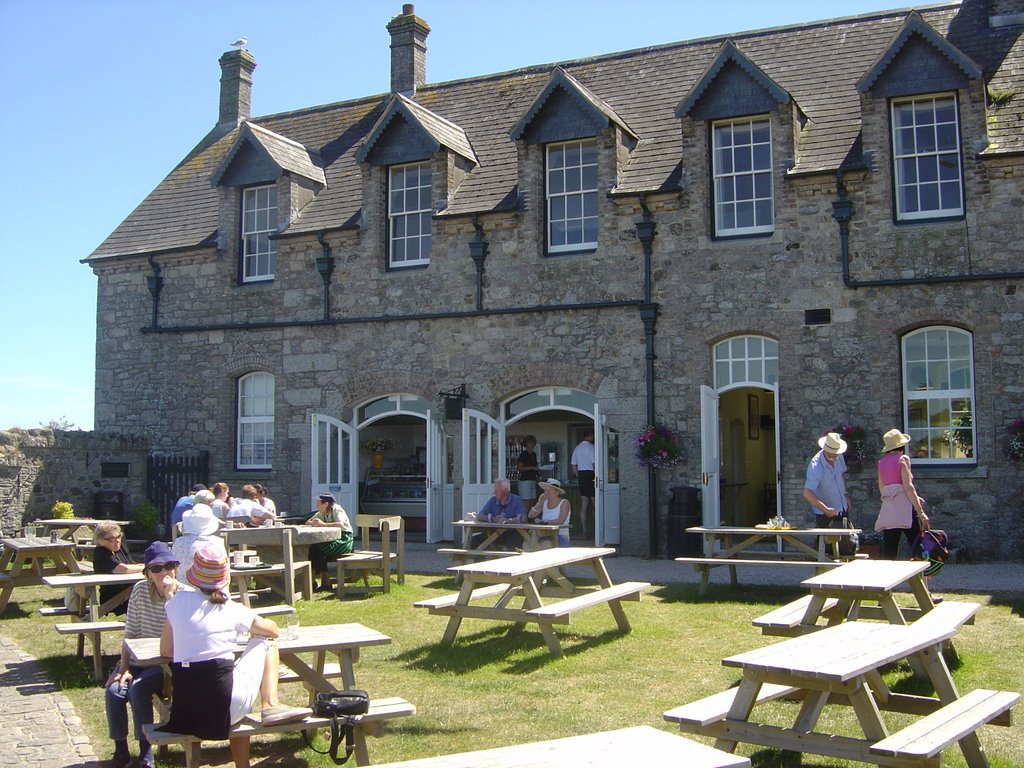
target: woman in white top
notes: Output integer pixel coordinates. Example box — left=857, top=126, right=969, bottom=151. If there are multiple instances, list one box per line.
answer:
left=527, top=477, right=571, bottom=546
left=158, top=545, right=309, bottom=768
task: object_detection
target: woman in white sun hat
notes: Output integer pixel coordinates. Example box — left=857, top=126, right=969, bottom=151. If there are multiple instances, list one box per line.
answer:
left=876, top=428, right=929, bottom=559
left=527, top=478, right=571, bottom=546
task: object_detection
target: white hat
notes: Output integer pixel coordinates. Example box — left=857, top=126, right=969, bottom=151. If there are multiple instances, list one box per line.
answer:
left=182, top=503, right=221, bottom=536
left=882, top=429, right=912, bottom=452
left=817, top=432, right=848, bottom=454
left=538, top=478, right=565, bottom=495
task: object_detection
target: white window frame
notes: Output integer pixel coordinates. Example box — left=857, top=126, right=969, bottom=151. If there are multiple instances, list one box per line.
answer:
left=237, top=372, right=275, bottom=469
left=901, top=326, right=975, bottom=464
left=891, top=94, right=964, bottom=221
left=241, top=185, right=277, bottom=282
left=546, top=138, right=598, bottom=254
left=388, top=161, right=432, bottom=268
left=712, top=116, right=774, bottom=237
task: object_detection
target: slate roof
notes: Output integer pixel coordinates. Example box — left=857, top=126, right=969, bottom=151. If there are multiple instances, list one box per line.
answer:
left=87, top=1, right=1023, bottom=262
left=212, top=122, right=327, bottom=187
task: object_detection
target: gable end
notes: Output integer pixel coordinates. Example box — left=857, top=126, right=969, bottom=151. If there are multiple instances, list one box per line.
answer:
left=361, top=111, right=439, bottom=166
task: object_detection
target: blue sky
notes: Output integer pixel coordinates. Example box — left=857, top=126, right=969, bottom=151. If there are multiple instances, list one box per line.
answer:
left=0, top=0, right=907, bottom=430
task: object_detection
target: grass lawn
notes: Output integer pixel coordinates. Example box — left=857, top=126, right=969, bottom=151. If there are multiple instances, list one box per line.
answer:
left=2, top=573, right=1023, bottom=767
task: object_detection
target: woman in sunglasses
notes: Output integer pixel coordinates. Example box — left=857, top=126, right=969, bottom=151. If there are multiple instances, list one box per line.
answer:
left=105, top=541, right=185, bottom=768
left=92, top=521, right=144, bottom=614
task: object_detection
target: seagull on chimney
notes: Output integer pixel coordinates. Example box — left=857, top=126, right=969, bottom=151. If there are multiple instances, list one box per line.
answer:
left=230, top=36, right=248, bottom=50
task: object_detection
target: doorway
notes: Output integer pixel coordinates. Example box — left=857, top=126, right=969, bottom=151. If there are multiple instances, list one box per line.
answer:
left=701, top=336, right=780, bottom=530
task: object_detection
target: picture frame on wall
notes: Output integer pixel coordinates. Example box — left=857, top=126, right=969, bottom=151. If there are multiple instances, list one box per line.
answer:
left=748, top=395, right=759, bottom=440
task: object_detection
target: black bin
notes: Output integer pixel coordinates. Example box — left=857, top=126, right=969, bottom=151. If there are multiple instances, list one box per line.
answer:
left=93, top=490, right=125, bottom=520
left=666, top=486, right=702, bottom=558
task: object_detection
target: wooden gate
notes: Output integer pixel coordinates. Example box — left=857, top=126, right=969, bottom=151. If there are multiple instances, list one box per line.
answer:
left=146, top=451, right=209, bottom=529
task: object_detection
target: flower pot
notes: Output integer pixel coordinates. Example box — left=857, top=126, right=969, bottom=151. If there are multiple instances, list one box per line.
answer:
left=859, top=543, right=882, bottom=559
left=371, top=452, right=385, bottom=469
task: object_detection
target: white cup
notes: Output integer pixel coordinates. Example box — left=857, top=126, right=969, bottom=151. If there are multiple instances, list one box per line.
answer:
left=232, top=550, right=243, bottom=567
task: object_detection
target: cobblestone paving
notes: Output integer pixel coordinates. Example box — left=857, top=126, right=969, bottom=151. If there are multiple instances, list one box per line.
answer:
left=0, top=635, right=100, bottom=768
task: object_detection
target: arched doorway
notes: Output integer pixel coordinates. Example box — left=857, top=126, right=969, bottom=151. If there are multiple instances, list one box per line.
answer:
left=461, top=387, right=621, bottom=545
left=311, top=393, right=450, bottom=543
left=701, top=336, right=779, bottom=530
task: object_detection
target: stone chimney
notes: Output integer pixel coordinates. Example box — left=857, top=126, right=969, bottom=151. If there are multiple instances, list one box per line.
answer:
left=386, top=4, right=430, bottom=96
left=217, top=49, right=257, bottom=128
left=989, top=0, right=1024, bottom=28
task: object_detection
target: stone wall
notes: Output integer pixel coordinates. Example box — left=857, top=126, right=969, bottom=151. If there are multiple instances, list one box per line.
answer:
left=0, top=429, right=150, bottom=535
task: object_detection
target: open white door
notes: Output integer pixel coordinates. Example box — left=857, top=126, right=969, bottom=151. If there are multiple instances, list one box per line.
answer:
left=595, top=406, right=620, bottom=545
left=310, top=414, right=358, bottom=518
left=425, top=409, right=449, bottom=543
left=700, top=386, right=721, bottom=539
left=461, top=409, right=504, bottom=541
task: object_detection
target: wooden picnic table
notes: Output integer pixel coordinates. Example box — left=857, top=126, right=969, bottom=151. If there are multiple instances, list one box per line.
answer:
left=0, top=536, right=82, bottom=614
left=43, top=571, right=144, bottom=620
left=127, top=621, right=391, bottom=692
left=35, top=518, right=132, bottom=541
left=222, top=524, right=335, bottom=565
left=371, top=725, right=750, bottom=768
left=452, top=518, right=561, bottom=551
left=800, top=558, right=937, bottom=627
left=415, top=547, right=649, bottom=658
left=666, top=619, right=1018, bottom=768
left=677, top=525, right=861, bottom=595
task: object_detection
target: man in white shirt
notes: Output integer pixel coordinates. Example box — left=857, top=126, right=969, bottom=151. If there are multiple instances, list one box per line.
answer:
left=571, top=430, right=596, bottom=539
left=226, top=484, right=275, bottom=526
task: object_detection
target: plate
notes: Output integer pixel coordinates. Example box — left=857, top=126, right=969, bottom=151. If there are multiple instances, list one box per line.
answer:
left=232, top=562, right=270, bottom=570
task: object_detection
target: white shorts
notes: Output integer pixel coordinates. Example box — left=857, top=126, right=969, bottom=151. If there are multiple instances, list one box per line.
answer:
left=229, top=637, right=269, bottom=724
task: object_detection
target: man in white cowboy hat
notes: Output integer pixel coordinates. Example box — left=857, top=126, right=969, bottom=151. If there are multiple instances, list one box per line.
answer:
left=802, top=431, right=851, bottom=527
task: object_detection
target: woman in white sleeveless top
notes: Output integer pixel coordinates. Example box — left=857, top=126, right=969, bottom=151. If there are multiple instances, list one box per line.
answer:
left=527, top=478, right=571, bottom=546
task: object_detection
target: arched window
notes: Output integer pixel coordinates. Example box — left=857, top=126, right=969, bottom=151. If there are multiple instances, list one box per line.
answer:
left=902, top=327, right=974, bottom=463
left=713, top=335, right=779, bottom=389
left=237, top=372, right=275, bottom=469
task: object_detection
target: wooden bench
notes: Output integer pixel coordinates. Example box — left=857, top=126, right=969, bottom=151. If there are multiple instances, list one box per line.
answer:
left=676, top=556, right=844, bottom=595
left=414, top=583, right=514, bottom=610
left=143, top=695, right=415, bottom=767
left=664, top=683, right=802, bottom=727
left=55, top=620, right=125, bottom=680
left=39, top=605, right=78, bottom=618
left=869, top=688, right=1019, bottom=765
left=523, top=581, right=649, bottom=624
left=752, top=595, right=844, bottom=636
left=252, top=604, right=297, bottom=618
left=437, top=547, right=518, bottom=564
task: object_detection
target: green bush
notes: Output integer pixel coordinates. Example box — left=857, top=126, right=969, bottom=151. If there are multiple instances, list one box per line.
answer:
left=50, top=500, right=75, bottom=519
left=131, top=500, right=160, bottom=537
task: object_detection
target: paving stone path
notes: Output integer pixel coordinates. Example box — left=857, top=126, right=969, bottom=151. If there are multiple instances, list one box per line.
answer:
left=0, top=635, right=100, bottom=768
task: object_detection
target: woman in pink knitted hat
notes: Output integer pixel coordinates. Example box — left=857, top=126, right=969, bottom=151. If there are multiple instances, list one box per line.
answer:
left=158, top=545, right=309, bottom=768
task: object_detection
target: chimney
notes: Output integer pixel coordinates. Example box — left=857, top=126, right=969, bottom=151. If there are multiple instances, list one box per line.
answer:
left=387, top=4, right=430, bottom=96
left=217, top=49, right=257, bottom=128
left=989, top=0, right=1024, bottom=27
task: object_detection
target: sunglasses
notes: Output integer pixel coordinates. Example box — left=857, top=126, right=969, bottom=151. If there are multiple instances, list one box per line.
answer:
left=147, top=562, right=179, bottom=574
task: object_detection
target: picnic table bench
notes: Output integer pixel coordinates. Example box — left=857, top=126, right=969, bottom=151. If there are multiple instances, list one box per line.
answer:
left=415, top=547, right=649, bottom=658
left=676, top=525, right=861, bottom=594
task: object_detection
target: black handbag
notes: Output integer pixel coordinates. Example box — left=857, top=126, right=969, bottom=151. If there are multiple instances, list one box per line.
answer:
left=301, top=690, right=370, bottom=765
left=826, top=516, right=859, bottom=557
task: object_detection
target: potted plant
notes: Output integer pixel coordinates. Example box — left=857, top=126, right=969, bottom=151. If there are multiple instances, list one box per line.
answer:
left=1006, top=418, right=1024, bottom=463
left=859, top=530, right=883, bottom=559
left=360, top=437, right=394, bottom=469
left=833, top=422, right=871, bottom=470
left=632, top=424, right=684, bottom=470
left=51, top=500, right=75, bottom=519
left=127, top=500, right=162, bottom=543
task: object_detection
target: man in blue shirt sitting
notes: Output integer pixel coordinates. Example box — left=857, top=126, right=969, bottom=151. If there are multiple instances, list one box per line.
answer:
left=473, top=478, right=526, bottom=550
left=169, top=483, right=206, bottom=531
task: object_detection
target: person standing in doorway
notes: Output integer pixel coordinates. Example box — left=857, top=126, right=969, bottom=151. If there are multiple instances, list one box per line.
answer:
left=516, top=436, right=540, bottom=511
left=802, top=431, right=851, bottom=527
left=571, top=430, right=596, bottom=539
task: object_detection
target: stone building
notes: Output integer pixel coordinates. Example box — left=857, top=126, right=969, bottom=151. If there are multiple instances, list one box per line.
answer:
left=85, top=2, right=1024, bottom=557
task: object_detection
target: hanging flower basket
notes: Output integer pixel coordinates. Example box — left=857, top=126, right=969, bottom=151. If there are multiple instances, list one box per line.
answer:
left=633, top=424, right=684, bottom=470
left=1007, top=419, right=1024, bottom=463
left=833, top=422, right=870, bottom=467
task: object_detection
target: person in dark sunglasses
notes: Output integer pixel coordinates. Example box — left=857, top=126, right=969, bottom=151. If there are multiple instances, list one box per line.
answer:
left=105, top=541, right=186, bottom=768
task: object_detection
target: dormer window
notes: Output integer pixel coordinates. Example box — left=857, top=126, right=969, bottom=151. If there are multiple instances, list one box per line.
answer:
left=712, top=117, right=773, bottom=236
left=547, top=139, right=598, bottom=253
left=241, top=185, right=278, bottom=281
left=892, top=94, right=963, bottom=221
left=388, top=161, right=432, bottom=268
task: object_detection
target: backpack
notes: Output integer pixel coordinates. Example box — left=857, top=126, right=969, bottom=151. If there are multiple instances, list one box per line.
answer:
left=912, top=529, right=949, bottom=577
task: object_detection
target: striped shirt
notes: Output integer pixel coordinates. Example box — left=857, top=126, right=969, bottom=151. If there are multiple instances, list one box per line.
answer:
left=124, top=578, right=191, bottom=642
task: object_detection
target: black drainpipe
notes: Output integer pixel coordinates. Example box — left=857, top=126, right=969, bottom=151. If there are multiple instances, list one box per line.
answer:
left=315, top=231, right=336, bottom=320
left=834, top=172, right=1024, bottom=287
left=635, top=193, right=659, bottom=559
left=146, top=256, right=163, bottom=329
left=469, top=214, right=488, bottom=311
